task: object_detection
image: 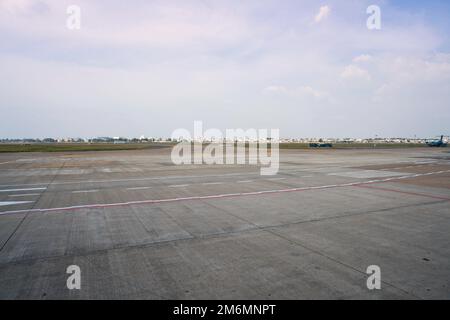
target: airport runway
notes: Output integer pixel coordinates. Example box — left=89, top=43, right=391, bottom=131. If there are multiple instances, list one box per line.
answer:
left=0, top=147, right=449, bottom=299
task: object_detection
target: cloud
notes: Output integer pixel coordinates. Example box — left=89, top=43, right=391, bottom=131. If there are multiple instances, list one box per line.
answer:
left=297, top=86, right=328, bottom=99
left=264, top=85, right=329, bottom=100
left=341, top=65, right=371, bottom=80
left=314, top=5, right=330, bottom=23
left=263, top=85, right=288, bottom=94
left=353, top=54, right=372, bottom=63
left=0, top=1, right=255, bottom=50
left=0, top=0, right=31, bottom=12
left=1, top=1, right=449, bottom=138
left=373, top=54, right=450, bottom=101
left=0, top=0, right=50, bottom=15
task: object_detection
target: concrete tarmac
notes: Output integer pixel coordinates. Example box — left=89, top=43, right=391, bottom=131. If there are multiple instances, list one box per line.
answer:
left=0, top=147, right=449, bottom=299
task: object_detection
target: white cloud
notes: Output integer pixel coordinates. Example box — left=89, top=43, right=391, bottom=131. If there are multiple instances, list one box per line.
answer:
left=297, top=86, right=328, bottom=99
left=341, top=65, right=371, bottom=80
left=353, top=54, right=372, bottom=63
left=373, top=54, right=450, bottom=101
left=0, top=1, right=255, bottom=49
left=314, top=5, right=330, bottom=23
left=1, top=1, right=449, bottom=137
left=263, top=85, right=288, bottom=94
left=0, top=0, right=32, bottom=12
left=264, top=85, right=329, bottom=100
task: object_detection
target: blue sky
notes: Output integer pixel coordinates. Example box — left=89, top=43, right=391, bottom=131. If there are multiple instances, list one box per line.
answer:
left=0, top=0, right=449, bottom=138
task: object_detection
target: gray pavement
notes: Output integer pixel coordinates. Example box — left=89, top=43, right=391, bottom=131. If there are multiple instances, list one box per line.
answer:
left=0, top=147, right=449, bottom=299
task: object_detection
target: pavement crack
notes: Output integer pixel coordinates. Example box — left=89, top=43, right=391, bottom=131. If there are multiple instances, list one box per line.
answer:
left=264, top=228, right=422, bottom=299
left=0, top=160, right=67, bottom=253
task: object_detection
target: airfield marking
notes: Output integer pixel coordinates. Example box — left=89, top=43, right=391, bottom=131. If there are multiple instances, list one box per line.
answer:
left=0, top=159, right=33, bottom=165
left=168, top=184, right=190, bottom=188
left=8, top=193, right=41, bottom=197
left=0, top=201, right=34, bottom=207
left=202, top=182, right=224, bottom=185
left=0, top=161, right=16, bottom=165
left=237, top=180, right=253, bottom=183
left=72, top=189, right=99, bottom=194
left=0, top=187, right=47, bottom=193
left=15, top=158, right=38, bottom=162
left=126, top=187, right=152, bottom=190
left=0, top=166, right=345, bottom=188
left=0, top=169, right=449, bottom=216
left=0, top=172, right=260, bottom=188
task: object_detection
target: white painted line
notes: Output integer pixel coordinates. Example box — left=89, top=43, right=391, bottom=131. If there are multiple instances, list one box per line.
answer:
left=0, top=161, right=16, bottom=165
left=1, top=169, right=450, bottom=216
left=126, top=186, right=152, bottom=190
left=266, top=178, right=286, bottom=181
left=0, top=166, right=348, bottom=188
left=0, top=201, right=34, bottom=207
left=202, top=182, right=224, bottom=185
left=8, top=193, right=41, bottom=197
left=168, top=184, right=190, bottom=188
left=0, top=158, right=35, bottom=165
left=0, top=172, right=260, bottom=188
left=15, top=158, right=38, bottom=162
left=72, top=190, right=99, bottom=194
left=0, top=187, right=46, bottom=193
left=237, top=180, right=253, bottom=183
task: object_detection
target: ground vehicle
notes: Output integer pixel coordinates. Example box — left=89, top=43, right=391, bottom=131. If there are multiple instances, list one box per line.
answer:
left=309, top=143, right=333, bottom=148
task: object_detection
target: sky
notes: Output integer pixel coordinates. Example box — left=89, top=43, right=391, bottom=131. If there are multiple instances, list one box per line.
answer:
left=0, top=0, right=449, bottom=139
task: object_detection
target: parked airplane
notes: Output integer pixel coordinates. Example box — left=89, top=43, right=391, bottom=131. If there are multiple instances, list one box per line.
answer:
left=426, top=135, right=448, bottom=147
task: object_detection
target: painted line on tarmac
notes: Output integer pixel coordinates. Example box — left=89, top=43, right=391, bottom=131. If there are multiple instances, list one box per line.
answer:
left=126, top=186, right=152, bottom=191
left=1, top=169, right=449, bottom=216
left=0, top=201, right=34, bottom=207
left=0, top=172, right=260, bottom=188
left=72, top=189, right=99, bottom=194
left=15, top=158, right=38, bottom=162
left=8, top=193, right=41, bottom=197
left=0, top=161, right=16, bottom=165
left=0, top=187, right=47, bottom=193
left=0, top=167, right=327, bottom=188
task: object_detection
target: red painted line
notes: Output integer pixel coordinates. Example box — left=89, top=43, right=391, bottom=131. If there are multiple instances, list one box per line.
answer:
left=355, top=185, right=450, bottom=201
left=1, top=169, right=449, bottom=216
left=0, top=183, right=348, bottom=215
